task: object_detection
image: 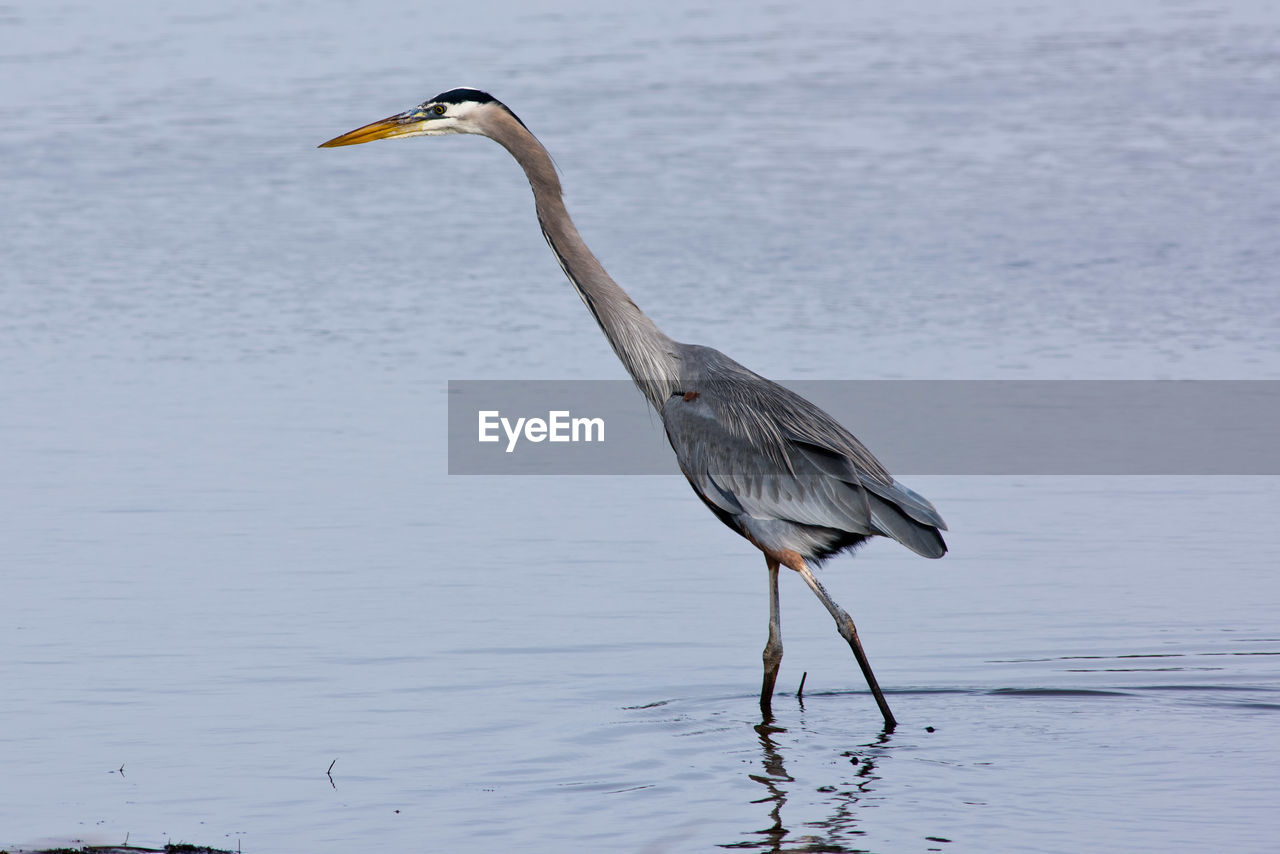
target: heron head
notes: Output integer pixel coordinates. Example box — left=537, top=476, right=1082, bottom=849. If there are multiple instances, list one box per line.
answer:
left=318, top=88, right=511, bottom=147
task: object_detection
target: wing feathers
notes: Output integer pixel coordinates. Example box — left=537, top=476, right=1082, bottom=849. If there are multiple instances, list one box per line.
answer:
left=661, top=368, right=947, bottom=561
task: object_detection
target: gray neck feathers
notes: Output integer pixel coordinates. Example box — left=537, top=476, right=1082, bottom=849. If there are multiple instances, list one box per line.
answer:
left=480, top=107, right=680, bottom=410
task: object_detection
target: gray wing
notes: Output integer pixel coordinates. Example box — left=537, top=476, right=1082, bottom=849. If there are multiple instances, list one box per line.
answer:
left=661, top=350, right=946, bottom=559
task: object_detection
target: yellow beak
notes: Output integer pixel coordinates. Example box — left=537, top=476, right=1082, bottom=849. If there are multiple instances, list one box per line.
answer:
left=318, top=111, right=426, bottom=148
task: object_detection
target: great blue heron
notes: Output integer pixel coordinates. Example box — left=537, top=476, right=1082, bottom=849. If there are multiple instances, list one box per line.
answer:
left=320, top=88, right=947, bottom=729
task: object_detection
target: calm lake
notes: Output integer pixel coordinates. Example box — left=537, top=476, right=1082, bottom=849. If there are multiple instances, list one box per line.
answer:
left=3, top=0, right=1279, bottom=851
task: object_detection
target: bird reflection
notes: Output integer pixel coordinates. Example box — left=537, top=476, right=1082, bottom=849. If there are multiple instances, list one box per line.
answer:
left=724, top=711, right=894, bottom=852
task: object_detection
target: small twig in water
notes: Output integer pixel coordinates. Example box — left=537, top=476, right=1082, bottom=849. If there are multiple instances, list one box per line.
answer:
left=327, top=758, right=337, bottom=788
left=797, top=671, right=808, bottom=700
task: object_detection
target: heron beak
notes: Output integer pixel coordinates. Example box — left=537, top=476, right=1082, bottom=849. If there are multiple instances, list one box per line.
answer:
left=317, top=110, right=429, bottom=148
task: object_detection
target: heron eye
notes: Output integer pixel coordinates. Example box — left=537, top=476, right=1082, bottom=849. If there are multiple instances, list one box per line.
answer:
left=432, top=104, right=446, bottom=116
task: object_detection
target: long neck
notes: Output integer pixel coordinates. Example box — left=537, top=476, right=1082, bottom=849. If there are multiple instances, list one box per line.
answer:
left=481, top=109, right=679, bottom=409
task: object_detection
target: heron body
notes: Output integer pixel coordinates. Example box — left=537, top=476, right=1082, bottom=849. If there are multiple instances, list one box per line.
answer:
left=320, top=89, right=947, bottom=729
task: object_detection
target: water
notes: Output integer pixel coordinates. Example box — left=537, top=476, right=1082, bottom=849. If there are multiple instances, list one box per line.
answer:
left=3, top=0, right=1279, bottom=851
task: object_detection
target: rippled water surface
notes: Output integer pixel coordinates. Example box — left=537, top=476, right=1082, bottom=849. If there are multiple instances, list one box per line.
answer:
left=4, top=0, right=1279, bottom=851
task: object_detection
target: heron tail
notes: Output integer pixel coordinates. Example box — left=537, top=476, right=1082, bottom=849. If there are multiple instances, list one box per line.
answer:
left=865, top=491, right=948, bottom=558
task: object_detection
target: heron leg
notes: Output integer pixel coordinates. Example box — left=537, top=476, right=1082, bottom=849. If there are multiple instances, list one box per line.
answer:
left=760, top=558, right=783, bottom=715
left=794, top=562, right=897, bottom=730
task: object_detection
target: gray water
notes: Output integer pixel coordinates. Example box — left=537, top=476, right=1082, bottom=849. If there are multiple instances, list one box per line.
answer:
left=4, top=0, right=1280, bottom=851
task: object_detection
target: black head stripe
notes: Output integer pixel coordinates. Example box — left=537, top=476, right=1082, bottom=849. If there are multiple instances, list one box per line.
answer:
left=430, top=87, right=496, bottom=105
